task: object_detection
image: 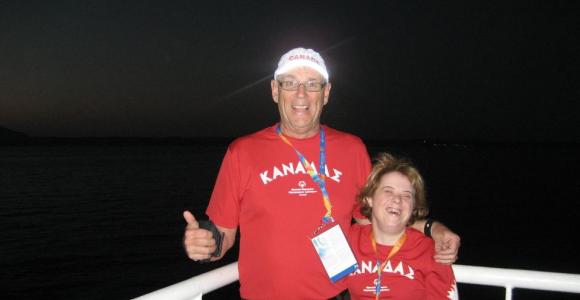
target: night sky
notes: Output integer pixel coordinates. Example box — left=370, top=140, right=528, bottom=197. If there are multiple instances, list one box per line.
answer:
left=1, top=1, right=578, bottom=141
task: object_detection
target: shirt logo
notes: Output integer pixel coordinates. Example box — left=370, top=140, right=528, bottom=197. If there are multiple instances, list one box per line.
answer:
left=351, top=260, right=415, bottom=280
left=363, top=279, right=390, bottom=294
left=259, top=160, right=343, bottom=185
left=288, top=180, right=317, bottom=197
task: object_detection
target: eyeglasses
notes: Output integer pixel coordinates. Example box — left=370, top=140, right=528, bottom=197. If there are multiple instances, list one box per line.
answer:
left=277, top=80, right=326, bottom=92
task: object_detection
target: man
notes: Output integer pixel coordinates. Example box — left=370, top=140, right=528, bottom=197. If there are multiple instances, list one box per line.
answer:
left=183, top=47, right=460, bottom=299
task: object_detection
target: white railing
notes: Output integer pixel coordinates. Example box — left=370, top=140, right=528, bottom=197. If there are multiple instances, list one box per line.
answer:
left=133, top=262, right=580, bottom=300
left=133, top=262, right=239, bottom=300
left=452, top=265, right=580, bottom=300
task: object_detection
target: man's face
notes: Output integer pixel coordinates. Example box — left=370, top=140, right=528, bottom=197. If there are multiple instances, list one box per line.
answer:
left=270, top=66, right=331, bottom=138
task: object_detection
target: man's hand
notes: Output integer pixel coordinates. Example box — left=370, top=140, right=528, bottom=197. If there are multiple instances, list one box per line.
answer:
left=182, top=211, right=217, bottom=262
left=431, top=222, right=461, bottom=265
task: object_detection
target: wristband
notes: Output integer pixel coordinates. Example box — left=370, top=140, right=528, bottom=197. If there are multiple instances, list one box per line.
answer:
left=424, top=218, right=435, bottom=238
left=198, top=219, right=224, bottom=263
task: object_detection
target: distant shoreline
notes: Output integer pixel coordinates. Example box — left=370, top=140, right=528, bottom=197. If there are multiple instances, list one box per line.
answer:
left=0, top=136, right=234, bottom=146
left=1, top=136, right=578, bottom=148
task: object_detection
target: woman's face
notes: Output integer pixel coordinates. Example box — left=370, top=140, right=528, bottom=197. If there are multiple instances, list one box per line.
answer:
left=367, top=171, right=414, bottom=230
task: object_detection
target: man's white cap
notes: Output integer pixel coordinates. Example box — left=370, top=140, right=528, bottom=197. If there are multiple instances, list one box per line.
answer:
left=274, top=48, right=329, bottom=82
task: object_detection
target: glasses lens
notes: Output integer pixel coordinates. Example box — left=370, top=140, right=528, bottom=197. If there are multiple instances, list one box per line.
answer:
left=279, top=80, right=323, bottom=92
left=305, top=82, right=322, bottom=91
left=284, top=81, right=297, bottom=90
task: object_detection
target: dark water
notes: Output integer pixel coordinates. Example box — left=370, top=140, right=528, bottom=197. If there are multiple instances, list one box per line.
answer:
left=2, top=141, right=579, bottom=299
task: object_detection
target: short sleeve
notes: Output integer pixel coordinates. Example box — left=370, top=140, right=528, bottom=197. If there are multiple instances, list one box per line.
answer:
left=206, top=144, right=242, bottom=229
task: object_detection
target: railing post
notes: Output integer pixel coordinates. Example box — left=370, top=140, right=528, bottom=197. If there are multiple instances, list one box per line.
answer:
left=505, top=285, right=513, bottom=300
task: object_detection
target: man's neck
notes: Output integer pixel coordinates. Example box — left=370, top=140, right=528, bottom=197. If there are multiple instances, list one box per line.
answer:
left=279, top=123, right=321, bottom=139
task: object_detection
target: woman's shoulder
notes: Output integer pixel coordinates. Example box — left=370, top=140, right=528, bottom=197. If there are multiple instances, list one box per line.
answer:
left=405, top=227, right=435, bottom=251
left=349, top=222, right=371, bottom=236
left=348, top=223, right=373, bottom=246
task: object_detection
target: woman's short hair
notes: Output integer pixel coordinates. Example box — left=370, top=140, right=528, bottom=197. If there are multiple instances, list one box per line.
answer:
left=357, top=152, right=429, bottom=225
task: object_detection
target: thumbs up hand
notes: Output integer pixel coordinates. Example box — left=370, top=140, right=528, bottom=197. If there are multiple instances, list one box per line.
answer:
left=182, top=211, right=217, bottom=261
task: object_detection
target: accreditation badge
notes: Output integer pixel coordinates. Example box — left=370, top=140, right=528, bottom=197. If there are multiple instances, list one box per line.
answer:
left=310, top=223, right=358, bottom=283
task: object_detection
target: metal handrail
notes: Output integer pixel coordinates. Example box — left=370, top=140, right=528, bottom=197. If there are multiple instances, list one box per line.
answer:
left=452, top=265, right=580, bottom=300
left=133, top=262, right=580, bottom=300
left=133, top=262, right=238, bottom=300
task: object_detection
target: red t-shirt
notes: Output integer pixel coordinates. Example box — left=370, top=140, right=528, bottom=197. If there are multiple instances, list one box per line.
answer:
left=344, top=224, right=458, bottom=300
left=206, top=124, right=371, bottom=299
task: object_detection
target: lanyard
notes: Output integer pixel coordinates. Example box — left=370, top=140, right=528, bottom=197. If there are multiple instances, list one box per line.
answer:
left=370, top=229, right=407, bottom=300
left=276, top=125, right=332, bottom=224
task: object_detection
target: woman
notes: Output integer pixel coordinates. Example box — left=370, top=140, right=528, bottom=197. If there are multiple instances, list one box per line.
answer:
left=345, top=152, right=458, bottom=299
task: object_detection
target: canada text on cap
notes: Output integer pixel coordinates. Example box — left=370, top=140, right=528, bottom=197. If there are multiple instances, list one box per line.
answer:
left=274, top=48, right=329, bottom=82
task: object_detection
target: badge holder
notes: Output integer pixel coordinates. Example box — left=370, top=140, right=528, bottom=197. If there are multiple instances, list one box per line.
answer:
left=310, top=222, right=358, bottom=283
